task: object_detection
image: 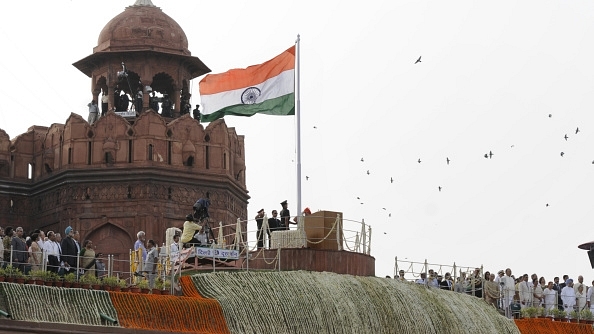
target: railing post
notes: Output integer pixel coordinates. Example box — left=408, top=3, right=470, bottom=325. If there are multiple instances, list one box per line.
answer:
left=9, top=245, right=13, bottom=267
left=361, top=219, right=366, bottom=253
left=367, top=224, right=372, bottom=255
left=394, top=256, right=398, bottom=278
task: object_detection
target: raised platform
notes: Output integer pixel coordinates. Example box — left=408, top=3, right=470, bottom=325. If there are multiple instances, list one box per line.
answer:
left=247, top=248, right=375, bottom=276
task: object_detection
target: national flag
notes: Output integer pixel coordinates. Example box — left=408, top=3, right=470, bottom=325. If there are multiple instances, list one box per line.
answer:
left=199, top=46, right=295, bottom=122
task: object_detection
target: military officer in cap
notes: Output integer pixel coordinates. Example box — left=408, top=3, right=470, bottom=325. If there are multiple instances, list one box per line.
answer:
left=280, top=200, right=292, bottom=230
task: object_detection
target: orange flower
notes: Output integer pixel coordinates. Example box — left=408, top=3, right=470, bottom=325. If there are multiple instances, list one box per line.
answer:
left=109, top=291, right=230, bottom=333
left=515, top=318, right=594, bottom=334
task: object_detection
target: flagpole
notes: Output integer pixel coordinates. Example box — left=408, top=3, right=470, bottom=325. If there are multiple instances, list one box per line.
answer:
left=295, top=34, right=302, bottom=217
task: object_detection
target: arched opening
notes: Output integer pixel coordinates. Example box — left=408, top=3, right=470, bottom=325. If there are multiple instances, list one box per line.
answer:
left=150, top=72, right=175, bottom=116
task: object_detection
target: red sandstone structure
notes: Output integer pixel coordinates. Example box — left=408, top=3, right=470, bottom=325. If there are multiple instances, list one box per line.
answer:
left=0, top=0, right=248, bottom=273
left=0, top=0, right=376, bottom=279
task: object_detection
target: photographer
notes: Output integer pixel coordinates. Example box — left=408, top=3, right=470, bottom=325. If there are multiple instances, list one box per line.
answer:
left=181, top=214, right=202, bottom=248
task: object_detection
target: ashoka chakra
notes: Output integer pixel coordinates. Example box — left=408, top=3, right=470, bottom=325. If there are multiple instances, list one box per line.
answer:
left=241, top=87, right=261, bottom=104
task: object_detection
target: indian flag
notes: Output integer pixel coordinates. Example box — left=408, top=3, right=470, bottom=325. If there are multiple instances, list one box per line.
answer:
left=199, top=46, right=295, bottom=122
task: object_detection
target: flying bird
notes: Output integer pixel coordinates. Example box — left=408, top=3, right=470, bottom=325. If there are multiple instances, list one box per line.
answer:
left=389, top=213, right=392, bottom=217
left=415, top=56, right=422, bottom=64
left=366, top=170, right=370, bottom=175
left=390, top=177, right=394, bottom=183
left=560, top=152, right=565, bottom=157
left=548, top=114, right=552, bottom=118
left=360, top=202, right=364, bottom=205
left=438, top=186, right=442, bottom=192
left=382, top=208, right=386, bottom=210
left=489, top=151, right=494, bottom=159
left=564, top=134, right=568, bottom=141
left=383, top=232, right=387, bottom=235
left=484, top=153, right=488, bottom=159
left=418, top=159, right=421, bottom=163
left=361, top=158, right=364, bottom=162
left=306, top=176, right=309, bottom=180
left=357, top=197, right=360, bottom=200
left=576, top=127, right=580, bottom=134
left=446, top=157, right=450, bottom=165
left=546, top=203, right=549, bottom=207
left=313, top=126, right=317, bottom=129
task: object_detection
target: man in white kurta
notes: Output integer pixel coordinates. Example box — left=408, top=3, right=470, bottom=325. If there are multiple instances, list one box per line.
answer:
left=561, top=279, right=577, bottom=313
left=519, top=274, right=533, bottom=309
left=501, top=268, right=516, bottom=317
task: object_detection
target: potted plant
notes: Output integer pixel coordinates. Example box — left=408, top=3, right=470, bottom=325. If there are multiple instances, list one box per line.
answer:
left=79, top=274, right=93, bottom=289
left=63, top=272, right=76, bottom=288
left=3, top=266, right=15, bottom=282
left=29, top=269, right=45, bottom=285
left=521, top=306, right=537, bottom=318
left=569, top=310, right=580, bottom=323
left=580, top=309, right=594, bottom=324
left=12, top=268, right=25, bottom=284
left=102, top=276, right=118, bottom=291
left=119, top=279, right=129, bottom=292
left=51, top=272, right=63, bottom=287
left=535, top=306, right=546, bottom=318
left=555, top=310, right=567, bottom=321
left=162, top=280, right=172, bottom=295
left=0, top=268, right=6, bottom=282
left=152, top=278, right=163, bottom=295
left=137, top=279, right=150, bottom=294
left=88, top=275, right=101, bottom=290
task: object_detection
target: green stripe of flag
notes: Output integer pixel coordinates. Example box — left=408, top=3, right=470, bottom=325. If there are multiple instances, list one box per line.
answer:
left=201, top=93, right=295, bottom=123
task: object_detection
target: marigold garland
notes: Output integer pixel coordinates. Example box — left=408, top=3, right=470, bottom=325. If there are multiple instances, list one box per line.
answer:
left=515, top=318, right=594, bottom=334
left=109, top=291, right=230, bottom=333
left=180, top=275, right=203, bottom=298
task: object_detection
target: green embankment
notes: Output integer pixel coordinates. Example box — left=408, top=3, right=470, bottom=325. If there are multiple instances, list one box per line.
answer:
left=191, top=271, right=520, bottom=334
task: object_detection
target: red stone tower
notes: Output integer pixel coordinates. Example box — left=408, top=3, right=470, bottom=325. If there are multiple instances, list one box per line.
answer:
left=0, top=0, right=248, bottom=274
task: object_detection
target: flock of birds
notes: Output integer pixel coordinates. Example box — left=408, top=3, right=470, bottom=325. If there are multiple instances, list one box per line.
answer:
left=302, top=55, right=588, bottom=234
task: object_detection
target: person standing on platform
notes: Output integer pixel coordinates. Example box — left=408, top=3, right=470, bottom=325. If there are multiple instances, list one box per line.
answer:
left=11, top=227, right=28, bottom=273
left=255, top=209, right=265, bottom=249
left=101, top=92, right=109, bottom=116
left=280, top=200, right=291, bottom=230
left=149, top=91, right=159, bottom=112
left=87, top=100, right=99, bottom=125
left=135, top=88, right=143, bottom=112
left=144, top=239, right=158, bottom=289
left=267, top=210, right=281, bottom=247
left=61, top=226, right=78, bottom=275
left=133, top=231, right=147, bottom=276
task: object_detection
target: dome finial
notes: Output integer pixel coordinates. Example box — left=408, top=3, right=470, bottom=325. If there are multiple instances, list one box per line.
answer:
left=133, top=0, right=156, bottom=6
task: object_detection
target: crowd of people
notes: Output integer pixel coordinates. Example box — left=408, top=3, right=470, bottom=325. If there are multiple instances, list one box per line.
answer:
left=0, top=225, right=106, bottom=279
left=392, top=267, right=594, bottom=318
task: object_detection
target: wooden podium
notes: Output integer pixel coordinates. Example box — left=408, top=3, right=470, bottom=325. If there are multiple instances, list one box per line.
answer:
left=303, top=210, right=343, bottom=250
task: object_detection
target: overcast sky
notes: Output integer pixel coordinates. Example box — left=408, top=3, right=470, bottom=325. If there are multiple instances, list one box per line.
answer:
left=2, top=0, right=594, bottom=281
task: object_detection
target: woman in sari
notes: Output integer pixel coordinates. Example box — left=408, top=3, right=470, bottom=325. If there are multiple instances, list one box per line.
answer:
left=28, top=233, right=43, bottom=271
left=79, top=240, right=96, bottom=277
left=484, top=273, right=500, bottom=308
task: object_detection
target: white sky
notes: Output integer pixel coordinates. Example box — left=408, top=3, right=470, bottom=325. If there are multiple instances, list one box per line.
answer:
left=1, top=0, right=594, bottom=282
